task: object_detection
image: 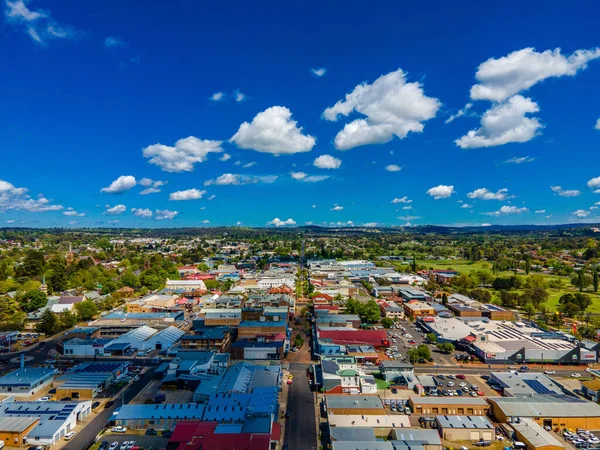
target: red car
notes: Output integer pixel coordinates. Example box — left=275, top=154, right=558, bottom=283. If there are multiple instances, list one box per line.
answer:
left=456, top=374, right=465, bottom=380
left=477, top=391, right=485, bottom=396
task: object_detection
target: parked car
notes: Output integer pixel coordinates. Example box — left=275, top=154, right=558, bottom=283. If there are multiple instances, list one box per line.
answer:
left=162, top=430, right=173, bottom=438
left=98, top=442, right=109, bottom=450
left=38, top=396, right=51, bottom=402
left=391, top=388, right=398, bottom=394
left=105, top=401, right=115, bottom=409
left=109, top=443, right=119, bottom=450
left=64, top=431, right=76, bottom=441
left=456, top=374, right=465, bottom=380
left=544, top=370, right=556, bottom=375
left=92, top=401, right=100, bottom=409
left=111, top=426, right=127, bottom=433
left=145, top=428, right=157, bottom=435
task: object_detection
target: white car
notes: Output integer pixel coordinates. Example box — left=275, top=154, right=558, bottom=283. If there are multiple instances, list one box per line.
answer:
left=447, top=382, right=454, bottom=387
left=544, top=370, right=556, bottom=375
left=109, top=443, right=119, bottom=450
left=571, top=373, right=582, bottom=378
left=65, top=431, right=76, bottom=440
left=112, top=426, right=128, bottom=433
left=38, top=396, right=51, bottom=402
left=458, top=382, right=467, bottom=387
left=120, top=442, right=130, bottom=450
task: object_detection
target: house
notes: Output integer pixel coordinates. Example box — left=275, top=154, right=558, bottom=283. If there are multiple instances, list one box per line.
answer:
left=112, top=286, right=135, bottom=299
left=435, top=415, right=495, bottom=442
left=377, top=300, right=404, bottom=319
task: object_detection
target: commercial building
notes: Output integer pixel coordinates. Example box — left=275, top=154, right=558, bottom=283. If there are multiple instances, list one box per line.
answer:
left=379, top=361, right=414, bottom=383
left=488, top=394, right=600, bottom=430
left=0, top=400, right=91, bottom=445
left=325, top=395, right=385, bottom=415
left=111, top=403, right=206, bottom=430
left=180, top=326, right=231, bottom=352
left=510, top=419, right=565, bottom=450
left=61, top=337, right=114, bottom=356
left=165, top=279, right=207, bottom=291
left=490, top=372, right=564, bottom=397
left=107, top=325, right=184, bottom=352
left=409, top=397, right=489, bottom=416
left=0, top=417, right=39, bottom=448
left=54, top=362, right=128, bottom=398
left=403, top=301, right=436, bottom=320
left=0, top=368, right=54, bottom=395
left=435, top=415, right=495, bottom=441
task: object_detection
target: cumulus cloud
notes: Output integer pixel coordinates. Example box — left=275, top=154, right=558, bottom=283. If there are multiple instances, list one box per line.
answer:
left=131, top=208, right=153, bottom=218
left=211, top=92, right=225, bottom=101
left=0, top=180, right=63, bottom=212
left=505, top=156, right=535, bottom=164
left=104, top=36, right=127, bottom=48
left=5, top=0, right=81, bottom=44
left=143, top=136, right=224, bottom=172
left=331, top=205, right=344, bottom=211
left=219, top=153, right=231, bottom=162
left=243, top=161, right=257, bottom=168
left=105, top=204, right=126, bottom=215
left=314, top=154, right=341, bottom=169
left=207, top=195, right=216, bottom=201
left=535, top=209, right=546, bottom=214
left=204, top=173, right=278, bottom=186
left=234, top=90, right=246, bottom=102
left=290, top=172, right=307, bottom=180
left=587, top=177, right=600, bottom=193
left=139, top=179, right=165, bottom=195
left=267, top=217, right=296, bottom=227
left=392, top=196, right=412, bottom=204
left=573, top=209, right=591, bottom=218
left=399, top=215, right=421, bottom=221
left=426, top=185, right=455, bottom=200
left=323, top=69, right=440, bottom=150
left=467, top=188, right=511, bottom=201
left=311, top=68, right=327, bottom=77
left=445, top=103, right=473, bottom=124
left=201, top=220, right=210, bottom=224
left=470, top=47, right=600, bottom=102
left=402, top=206, right=413, bottom=210
left=455, top=95, right=543, bottom=148
left=100, top=175, right=137, bottom=194
left=485, top=205, right=528, bottom=216
left=63, top=208, right=85, bottom=217
left=155, top=209, right=178, bottom=220
left=169, top=189, right=206, bottom=201
left=461, top=204, right=472, bottom=209
left=385, top=164, right=402, bottom=172
left=550, top=185, right=581, bottom=197
left=290, top=172, right=329, bottom=183
left=596, top=119, right=600, bottom=130
left=230, top=106, right=315, bottom=155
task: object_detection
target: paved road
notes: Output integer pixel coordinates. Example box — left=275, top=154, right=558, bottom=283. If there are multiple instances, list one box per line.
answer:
left=413, top=366, right=588, bottom=377
left=63, top=367, right=156, bottom=450
left=285, top=363, right=317, bottom=450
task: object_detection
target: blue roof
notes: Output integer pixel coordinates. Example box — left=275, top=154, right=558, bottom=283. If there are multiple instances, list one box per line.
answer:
left=0, top=368, right=54, bottom=386
left=183, top=326, right=230, bottom=340
left=230, top=340, right=283, bottom=348
left=238, top=320, right=286, bottom=327
left=104, top=311, right=184, bottom=320
left=105, top=342, right=131, bottom=351
left=242, top=416, right=272, bottom=434
left=214, top=423, right=244, bottom=434
left=112, top=403, right=205, bottom=421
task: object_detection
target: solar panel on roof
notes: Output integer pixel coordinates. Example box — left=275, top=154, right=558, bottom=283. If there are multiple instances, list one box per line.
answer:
left=523, top=379, right=554, bottom=395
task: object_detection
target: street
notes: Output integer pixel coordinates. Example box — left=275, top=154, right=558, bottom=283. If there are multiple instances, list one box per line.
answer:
left=285, top=362, right=318, bottom=450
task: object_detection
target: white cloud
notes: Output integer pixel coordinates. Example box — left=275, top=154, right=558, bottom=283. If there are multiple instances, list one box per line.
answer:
left=426, top=185, right=455, bottom=200
left=105, top=204, right=126, bottom=215
left=290, top=171, right=329, bottom=183
left=587, top=177, right=600, bottom=193
left=312, top=204, right=317, bottom=209
left=445, top=103, right=473, bottom=124
left=550, top=185, right=581, bottom=197
left=455, top=95, right=543, bottom=148
left=169, top=189, right=206, bottom=201
left=402, top=205, right=413, bottom=210
left=323, top=69, right=440, bottom=150
left=392, top=196, right=412, bottom=204
left=311, top=68, right=327, bottom=77
left=101, top=175, right=137, bottom=194
left=313, top=154, right=341, bottom=169
left=363, top=222, right=378, bottom=227
left=596, top=119, right=600, bottom=130
left=155, top=209, right=178, bottom=220
left=481, top=223, right=492, bottom=227
left=139, top=178, right=153, bottom=187
left=139, top=187, right=159, bottom=195
left=104, top=36, right=127, bottom=48
left=139, top=180, right=165, bottom=195
left=243, top=161, right=257, bottom=168
left=399, top=215, right=421, bottom=221
left=267, top=217, right=296, bottom=227
left=107, top=220, right=119, bottom=225
left=5, top=0, right=80, bottom=44
left=204, top=173, right=278, bottom=186
left=131, top=208, right=152, bottom=218
left=573, top=209, right=591, bottom=218
left=467, top=188, right=511, bottom=201
left=291, top=172, right=307, bottom=180
left=234, top=90, right=246, bottom=102
left=385, top=164, right=402, bottom=172
left=219, top=153, right=231, bottom=162
left=485, top=205, right=528, bottom=216
left=470, top=47, right=600, bottom=102
left=207, top=195, right=216, bottom=201
left=211, top=92, right=225, bottom=101
left=534, top=209, right=546, bottom=214
left=461, top=204, right=472, bottom=209
left=591, top=206, right=599, bottom=211
left=143, top=136, right=223, bottom=172
left=201, top=220, right=210, bottom=224
left=63, top=208, right=85, bottom=217
left=505, top=156, right=535, bottom=164
left=230, top=106, right=315, bottom=155
left=331, top=205, right=344, bottom=211
left=0, top=180, right=63, bottom=212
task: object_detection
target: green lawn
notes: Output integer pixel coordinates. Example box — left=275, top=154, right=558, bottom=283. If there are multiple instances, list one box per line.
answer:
left=375, top=378, right=390, bottom=389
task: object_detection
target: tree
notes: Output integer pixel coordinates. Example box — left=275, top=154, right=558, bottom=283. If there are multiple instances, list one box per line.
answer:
left=381, top=317, right=394, bottom=328
left=75, top=299, right=99, bottom=321
left=525, top=257, right=531, bottom=275
left=558, top=293, right=592, bottom=318
left=36, top=309, right=59, bottom=336
left=204, top=279, right=219, bottom=290
left=19, top=250, right=45, bottom=278
left=411, top=254, right=417, bottom=272
left=469, top=289, right=491, bottom=303
left=361, top=300, right=381, bottom=324
left=594, top=267, right=599, bottom=293
left=520, top=288, right=548, bottom=308
left=522, top=302, right=536, bottom=321
left=417, top=344, right=431, bottom=361
left=426, top=333, right=437, bottom=344
left=407, top=347, right=420, bottom=364
left=59, top=310, right=78, bottom=329
left=0, top=297, right=25, bottom=330
left=120, top=270, right=139, bottom=288
left=578, top=270, right=585, bottom=293
left=18, top=289, right=47, bottom=312
left=436, top=342, right=454, bottom=354
left=47, top=256, right=68, bottom=293
left=441, top=293, right=448, bottom=306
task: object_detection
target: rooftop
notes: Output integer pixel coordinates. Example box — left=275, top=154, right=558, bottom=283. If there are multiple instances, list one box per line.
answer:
left=326, top=395, right=384, bottom=410
left=511, top=419, right=565, bottom=449
left=436, top=415, right=494, bottom=429
left=489, top=394, right=600, bottom=418
left=0, top=367, right=54, bottom=386
left=0, top=416, right=38, bottom=432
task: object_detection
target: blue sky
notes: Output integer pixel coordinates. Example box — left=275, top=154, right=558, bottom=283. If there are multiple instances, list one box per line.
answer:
left=2, top=0, right=600, bottom=228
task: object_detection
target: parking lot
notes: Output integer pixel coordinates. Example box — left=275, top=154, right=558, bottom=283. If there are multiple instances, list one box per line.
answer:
left=98, top=433, right=169, bottom=450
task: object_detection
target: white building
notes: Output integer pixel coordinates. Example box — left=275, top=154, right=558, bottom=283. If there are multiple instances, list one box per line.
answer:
left=257, top=278, right=295, bottom=289
left=165, top=279, right=207, bottom=291
left=108, top=325, right=184, bottom=351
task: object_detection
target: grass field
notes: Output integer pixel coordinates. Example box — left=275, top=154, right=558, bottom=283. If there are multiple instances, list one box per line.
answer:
left=410, top=259, right=600, bottom=314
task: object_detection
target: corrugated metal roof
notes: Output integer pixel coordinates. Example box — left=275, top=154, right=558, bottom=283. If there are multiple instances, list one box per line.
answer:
left=0, top=416, right=38, bottom=432
left=511, top=419, right=565, bottom=449
left=489, top=394, right=600, bottom=418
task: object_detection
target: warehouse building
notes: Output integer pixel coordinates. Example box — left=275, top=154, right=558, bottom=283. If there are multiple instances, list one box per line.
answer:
left=0, top=417, right=39, bottom=448
left=510, top=419, right=565, bottom=450
left=409, top=397, right=489, bottom=416
left=111, top=403, right=206, bottom=430
left=490, top=372, right=564, bottom=397
left=0, top=400, right=91, bottom=446
left=61, top=337, right=114, bottom=356
left=379, top=361, right=414, bottom=383
left=53, top=362, right=127, bottom=398
left=488, top=395, right=600, bottom=430
left=107, top=325, right=184, bottom=351
left=325, top=395, right=385, bottom=415
left=0, top=368, right=55, bottom=395
left=435, top=415, right=495, bottom=442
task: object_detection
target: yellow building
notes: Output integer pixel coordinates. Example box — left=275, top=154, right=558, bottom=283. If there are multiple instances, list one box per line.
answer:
left=409, top=397, right=489, bottom=416
left=0, top=417, right=39, bottom=448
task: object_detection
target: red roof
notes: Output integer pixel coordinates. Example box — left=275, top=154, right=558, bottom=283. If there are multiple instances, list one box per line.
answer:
left=184, top=273, right=215, bottom=280
left=318, top=329, right=388, bottom=346
left=270, top=422, right=281, bottom=441
left=314, top=305, right=338, bottom=311
left=169, top=422, right=271, bottom=450
left=313, top=293, right=334, bottom=300
left=463, top=335, right=476, bottom=342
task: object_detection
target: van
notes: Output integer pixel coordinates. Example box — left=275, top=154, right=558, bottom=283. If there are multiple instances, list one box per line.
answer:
left=65, top=431, right=76, bottom=440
